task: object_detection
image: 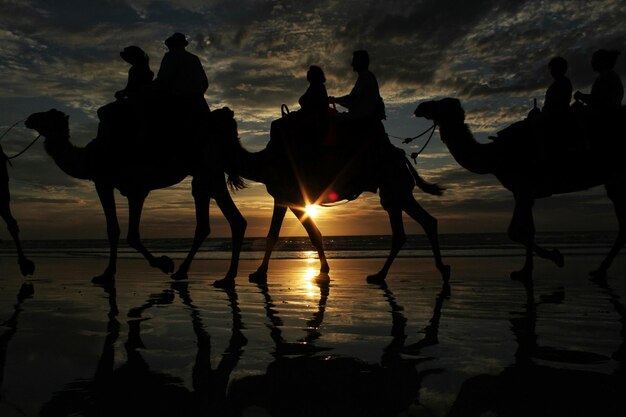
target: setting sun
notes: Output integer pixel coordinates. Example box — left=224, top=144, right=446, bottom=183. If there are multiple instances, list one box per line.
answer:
left=305, top=204, right=320, bottom=219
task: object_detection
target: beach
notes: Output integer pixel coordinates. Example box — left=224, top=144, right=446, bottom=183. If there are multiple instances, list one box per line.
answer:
left=1, top=248, right=625, bottom=416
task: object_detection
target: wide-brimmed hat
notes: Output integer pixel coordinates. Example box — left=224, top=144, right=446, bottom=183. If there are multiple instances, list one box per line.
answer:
left=165, top=32, right=188, bottom=48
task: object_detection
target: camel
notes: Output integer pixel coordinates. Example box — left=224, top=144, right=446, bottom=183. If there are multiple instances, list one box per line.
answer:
left=1, top=145, right=34, bottom=276
left=24, top=107, right=247, bottom=284
left=224, top=112, right=451, bottom=283
left=414, top=97, right=626, bottom=279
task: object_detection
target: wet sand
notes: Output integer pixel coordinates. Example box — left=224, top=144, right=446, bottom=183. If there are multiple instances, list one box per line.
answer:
left=0, top=255, right=625, bottom=416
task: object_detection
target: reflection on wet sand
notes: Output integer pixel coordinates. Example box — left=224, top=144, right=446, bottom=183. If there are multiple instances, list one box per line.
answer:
left=1, top=257, right=625, bottom=416
left=447, top=279, right=626, bottom=417
left=39, top=280, right=247, bottom=417
left=0, top=283, right=34, bottom=410
left=225, top=276, right=450, bottom=417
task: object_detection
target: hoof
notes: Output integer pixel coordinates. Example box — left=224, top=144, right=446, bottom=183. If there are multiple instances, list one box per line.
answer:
left=366, top=272, right=387, bottom=284
left=152, top=256, right=175, bottom=274
left=170, top=270, right=188, bottom=281
left=439, top=264, right=451, bottom=283
left=213, top=278, right=236, bottom=289
left=550, top=249, right=565, bottom=268
left=510, top=269, right=532, bottom=282
left=589, top=268, right=608, bottom=280
left=18, top=282, right=34, bottom=300
left=249, top=269, right=268, bottom=283
left=18, top=258, right=35, bottom=276
left=92, top=273, right=115, bottom=285
left=314, top=273, right=330, bottom=284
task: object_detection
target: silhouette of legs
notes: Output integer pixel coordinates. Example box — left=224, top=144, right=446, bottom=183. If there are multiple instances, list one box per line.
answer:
left=0, top=184, right=34, bottom=276
left=172, top=184, right=211, bottom=282
left=367, top=208, right=406, bottom=283
left=591, top=182, right=626, bottom=278
left=368, top=196, right=449, bottom=283
left=127, top=191, right=175, bottom=275
left=290, top=206, right=329, bottom=276
left=94, top=183, right=120, bottom=283
left=403, top=197, right=450, bottom=281
left=509, top=193, right=565, bottom=280
left=250, top=202, right=287, bottom=282
left=170, top=176, right=246, bottom=285
left=250, top=202, right=329, bottom=282
left=212, top=182, right=246, bottom=287
left=94, top=183, right=176, bottom=284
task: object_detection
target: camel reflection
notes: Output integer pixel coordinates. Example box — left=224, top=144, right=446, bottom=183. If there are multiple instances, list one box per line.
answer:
left=39, top=281, right=246, bottom=417
left=256, top=274, right=331, bottom=357
left=373, top=280, right=450, bottom=363
left=225, top=276, right=450, bottom=417
left=0, top=283, right=34, bottom=403
left=447, top=280, right=626, bottom=417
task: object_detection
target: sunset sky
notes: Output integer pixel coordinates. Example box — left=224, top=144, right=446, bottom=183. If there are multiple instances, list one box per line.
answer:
left=1, top=0, right=624, bottom=240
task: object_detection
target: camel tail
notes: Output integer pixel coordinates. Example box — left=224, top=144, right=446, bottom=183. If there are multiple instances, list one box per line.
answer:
left=227, top=173, right=246, bottom=191
left=405, top=157, right=445, bottom=196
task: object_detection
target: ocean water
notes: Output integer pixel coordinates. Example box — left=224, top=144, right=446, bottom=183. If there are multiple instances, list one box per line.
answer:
left=0, top=231, right=616, bottom=260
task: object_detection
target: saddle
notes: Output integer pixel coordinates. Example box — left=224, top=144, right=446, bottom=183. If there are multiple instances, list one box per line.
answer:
left=95, top=91, right=210, bottom=164
left=266, top=110, right=395, bottom=203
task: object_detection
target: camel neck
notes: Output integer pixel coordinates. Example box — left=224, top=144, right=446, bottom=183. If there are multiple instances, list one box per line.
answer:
left=44, top=136, right=91, bottom=180
left=439, top=122, right=495, bottom=175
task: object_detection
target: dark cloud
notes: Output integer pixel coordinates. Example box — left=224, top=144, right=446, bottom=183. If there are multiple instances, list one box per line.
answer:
left=1, top=0, right=624, bottom=238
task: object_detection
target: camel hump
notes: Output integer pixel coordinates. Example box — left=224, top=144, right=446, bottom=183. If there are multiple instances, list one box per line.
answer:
left=95, top=92, right=210, bottom=160
left=266, top=113, right=400, bottom=201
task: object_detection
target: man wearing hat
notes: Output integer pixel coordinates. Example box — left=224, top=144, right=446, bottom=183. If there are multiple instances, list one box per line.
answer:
left=154, top=32, right=209, bottom=112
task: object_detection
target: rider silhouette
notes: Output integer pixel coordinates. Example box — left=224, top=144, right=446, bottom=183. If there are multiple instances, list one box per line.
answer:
left=298, top=65, right=329, bottom=116
left=574, top=49, right=623, bottom=111
left=542, top=56, right=572, bottom=119
left=330, top=50, right=386, bottom=121
left=154, top=32, right=209, bottom=112
left=114, top=46, right=154, bottom=101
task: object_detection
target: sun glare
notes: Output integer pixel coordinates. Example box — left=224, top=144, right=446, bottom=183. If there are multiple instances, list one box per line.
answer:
left=305, top=204, right=319, bottom=219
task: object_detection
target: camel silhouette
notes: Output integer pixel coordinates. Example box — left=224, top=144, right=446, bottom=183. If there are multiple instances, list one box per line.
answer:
left=414, top=98, right=626, bottom=279
left=24, top=107, right=247, bottom=284
left=222, top=110, right=451, bottom=283
left=0, top=145, right=34, bottom=276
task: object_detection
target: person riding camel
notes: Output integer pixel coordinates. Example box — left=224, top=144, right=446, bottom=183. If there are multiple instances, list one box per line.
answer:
left=573, top=49, right=623, bottom=155
left=574, top=49, right=623, bottom=111
left=329, top=50, right=386, bottom=122
left=97, top=45, right=154, bottom=141
left=114, top=46, right=154, bottom=101
left=154, top=32, right=210, bottom=113
left=299, top=65, right=329, bottom=117
left=542, top=56, right=573, bottom=120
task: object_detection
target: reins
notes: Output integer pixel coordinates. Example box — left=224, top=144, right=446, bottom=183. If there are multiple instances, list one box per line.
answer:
left=0, top=119, right=42, bottom=165
left=390, top=123, right=437, bottom=163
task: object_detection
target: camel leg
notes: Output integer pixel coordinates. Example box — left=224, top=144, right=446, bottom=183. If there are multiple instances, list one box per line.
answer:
left=591, top=183, right=626, bottom=279
left=213, top=183, right=247, bottom=288
left=126, top=192, right=175, bottom=275
left=171, top=181, right=211, bottom=282
left=290, top=206, right=330, bottom=277
left=403, top=197, right=451, bottom=282
left=367, top=207, right=405, bottom=284
left=0, top=186, right=34, bottom=276
left=249, top=202, right=287, bottom=282
left=94, top=183, right=120, bottom=284
left=508, top=194, right=535, bottom=281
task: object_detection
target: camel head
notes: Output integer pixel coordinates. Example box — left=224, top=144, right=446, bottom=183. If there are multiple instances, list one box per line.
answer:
left=414, top=98, right=465, bottom=125
left=24, top=109, right=70, bottom=142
